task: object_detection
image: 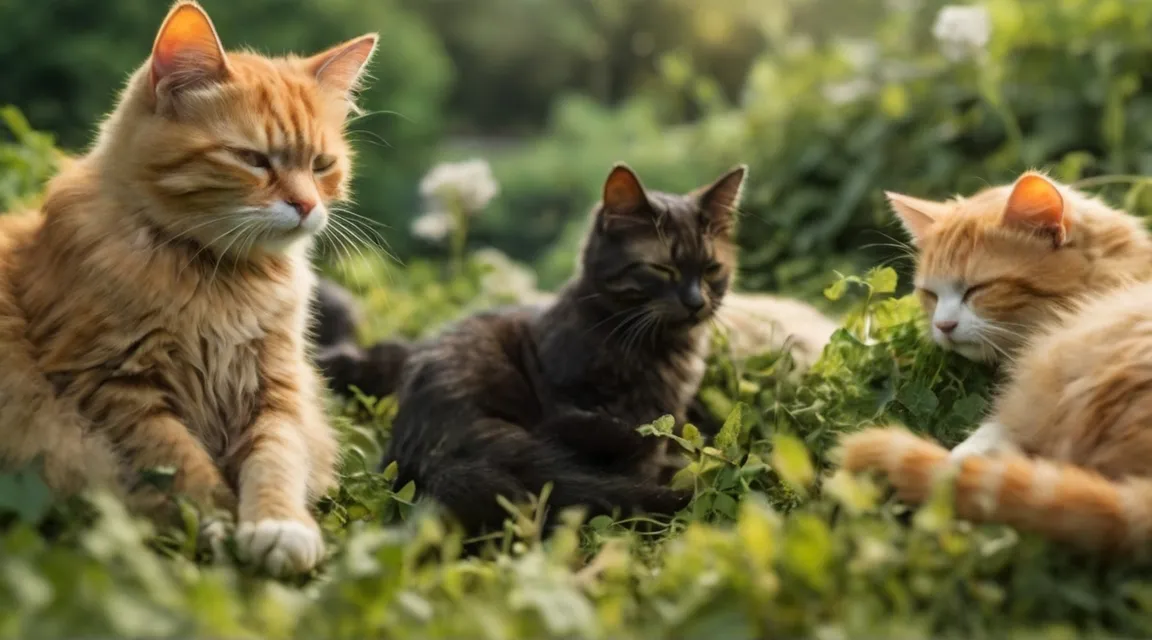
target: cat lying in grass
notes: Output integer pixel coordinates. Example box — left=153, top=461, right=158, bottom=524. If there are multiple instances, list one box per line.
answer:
left=844, top=172, right=1152, bottom=552
left=320, top=164, right=746, bottom=534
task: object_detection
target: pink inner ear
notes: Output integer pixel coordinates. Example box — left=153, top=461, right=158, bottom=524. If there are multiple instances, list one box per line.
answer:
left=886, top=191, right=943, bottom=243
left=150, top=3, right=227, bottom=90
left=1003, top=174, right=1068, bottom=243
left=602, top=165, right=647, bottom=214
left=309, top=34, right=378, bottom=95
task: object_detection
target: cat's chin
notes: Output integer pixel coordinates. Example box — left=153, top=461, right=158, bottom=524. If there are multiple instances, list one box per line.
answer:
left=253, top=228, right=320, bottom=254
left=940, top=340, right=996, bottom=363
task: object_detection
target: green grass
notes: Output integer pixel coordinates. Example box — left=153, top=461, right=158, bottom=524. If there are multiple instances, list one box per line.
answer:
left=5, top=252, right=1152, bottom=639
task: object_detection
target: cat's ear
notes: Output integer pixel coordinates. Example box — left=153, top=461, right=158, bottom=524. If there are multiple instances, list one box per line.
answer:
left=306, top=34, right=379, bottom=97
left=698, top=165, right=747, bottom=236
left=1002, top=173, right=1069, bottom=246
left=599, top=164, right=652, bottom=229
left=886, top=191, right=948, bottom=244
left=150, top=1, right=229, bottom=97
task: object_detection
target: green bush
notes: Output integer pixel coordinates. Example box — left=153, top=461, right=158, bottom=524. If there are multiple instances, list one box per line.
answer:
left=0, top=107, right=61, bottom=212
left=479, top=0, right=1152, bottom=295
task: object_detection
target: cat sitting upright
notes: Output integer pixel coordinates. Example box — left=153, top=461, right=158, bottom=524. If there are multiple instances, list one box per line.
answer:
left=375, top=164, right=746, bottom=535
left=0, top=0, right=378, bottom=575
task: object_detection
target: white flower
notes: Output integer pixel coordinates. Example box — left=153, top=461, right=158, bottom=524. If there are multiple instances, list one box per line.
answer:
left=932, top=5, right=991, bottom=62
left=472, top=247, right=541, bottom=303
left=419, top=158, right=500, bottom=215
left=410, top=210, right=455, bottom=242
left=838, top=38, right=879, bottom=71
left=822, top=78, right=875, bottom=106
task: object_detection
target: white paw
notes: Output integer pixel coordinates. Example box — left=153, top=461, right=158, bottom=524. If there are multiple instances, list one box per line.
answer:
left=199, top=518, right=230, bottom=560
left=235, top=519, right=324, bottom=577
left=949, top=422, right=1009, bottom=463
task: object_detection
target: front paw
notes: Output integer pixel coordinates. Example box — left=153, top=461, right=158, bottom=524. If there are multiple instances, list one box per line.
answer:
left=235, top=517, right=324, bottom=577
left=948, top=421, right=1014, bottom=463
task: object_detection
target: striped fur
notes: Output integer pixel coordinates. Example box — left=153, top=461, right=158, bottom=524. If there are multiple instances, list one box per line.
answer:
left=0, top=1, right=377, bottom=575
left=840, top=427, right=1152, bottom=552
left=842, top=279, right=1152, bottom=553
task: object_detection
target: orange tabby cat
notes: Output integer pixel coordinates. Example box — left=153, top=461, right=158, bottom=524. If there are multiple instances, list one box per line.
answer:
left=841, top=279, right=1152, bottom=552
left=888, top=172, right=1152, bottom=362
left=0, top=1, right=376, bottom=575
left=840, top=174, right=1152, bottom=551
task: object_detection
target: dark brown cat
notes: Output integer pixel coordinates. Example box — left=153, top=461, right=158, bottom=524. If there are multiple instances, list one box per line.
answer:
left=379, top=164, right=746, bottom=534
left=311, top=279, right=410, bottom=398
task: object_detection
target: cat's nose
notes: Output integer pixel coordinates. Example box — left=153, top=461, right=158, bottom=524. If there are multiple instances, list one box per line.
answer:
left=681, top=288, right=706, bottom=315
left=935, top=320, right=959, bottom=334
left=286, top=198, right=316, bottom=219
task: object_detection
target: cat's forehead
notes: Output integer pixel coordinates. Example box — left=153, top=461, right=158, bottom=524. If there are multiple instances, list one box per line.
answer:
left=917, top=216, right=1053, bottom=284
left=623, top=194, right=723, bottom=263
left=195, top=53, right=344, bottom=155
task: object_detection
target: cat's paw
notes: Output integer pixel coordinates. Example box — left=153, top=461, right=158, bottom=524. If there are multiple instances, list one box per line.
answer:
left=949, top=422, right=1011, bottom=463
left=198, top=516, right=231, bottom=560
left=235, top=518, right=324, bottom=577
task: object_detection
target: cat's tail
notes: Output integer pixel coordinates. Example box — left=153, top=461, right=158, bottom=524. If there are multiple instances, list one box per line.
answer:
left=839, top=426, right=1152, bottom=552
left=316, top=339, right=411, bottom=398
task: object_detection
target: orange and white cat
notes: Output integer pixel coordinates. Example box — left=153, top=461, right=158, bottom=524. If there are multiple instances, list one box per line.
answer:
left=0, top=1, right=376, bottom=575
left=841, top=173, right=1152, bottom=551
left=888, top=172, right=1152, bottom=364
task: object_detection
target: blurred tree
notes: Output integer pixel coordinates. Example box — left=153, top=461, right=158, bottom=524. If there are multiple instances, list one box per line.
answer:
left=0, top=0, right=452, bottom=248
left=400, top=0, right=767, bottom=133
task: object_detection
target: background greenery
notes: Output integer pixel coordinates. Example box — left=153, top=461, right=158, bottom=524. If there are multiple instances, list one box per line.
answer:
left=6, top=0, right=1152, bottom=636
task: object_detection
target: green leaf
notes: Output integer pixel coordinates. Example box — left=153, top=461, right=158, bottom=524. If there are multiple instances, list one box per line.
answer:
left=781, top=514, right=833, bottom=591
left=382, top=460, right=399, bottom=482
left=395, top=481, right=417, bottom=503
left=0, top=465, right=53, bottom=524
left=681, top=423, right=704, bottom=450
left=737, top=498, right=778, bottom=568
left=651, top=414, right=676, bottom=435
left=823, top=277, right=848, bottom=301
left=713, top=493, right=739, bottom=519
left=823, top=468, right=880, bottom=515
left=588, top=515, right=614, bottom=531
left=950, top=394, right=986, bottom=424
left=899, top=381, right=939, bottom=418
left=715, top=402, right=751, bottom=451
left=771, top=433, right=815, bottom=494
left=866, top=266, right=898, bottom=295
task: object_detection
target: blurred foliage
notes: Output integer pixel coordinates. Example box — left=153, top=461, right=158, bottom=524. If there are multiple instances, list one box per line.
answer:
left=399, top=0, right=768, bottom=134
left=477, top=0, right=1152, bottom=294
left=0, top=0, right=451, bottom=256
left=0, top=107, right=61, bottom=212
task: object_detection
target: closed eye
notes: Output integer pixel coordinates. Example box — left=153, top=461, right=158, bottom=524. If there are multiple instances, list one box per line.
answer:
left=962, top=281, right=993, bottom=302
left=918, top=287, right=938, bottom=301
left=312, top=154, right=337, bottom=174
left=704, top=261, right=723, bottom=276
left=645, top=264, right=678, bottom=280
left=231, top=148, right=272, bottom=170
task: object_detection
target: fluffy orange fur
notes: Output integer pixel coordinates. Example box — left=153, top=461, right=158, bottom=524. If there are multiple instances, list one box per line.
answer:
left=889, top=172, right=1152, bottom=362
left=0, top=1, right=377, bottom=575
left=840, top=279, right=1152, bottom=553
